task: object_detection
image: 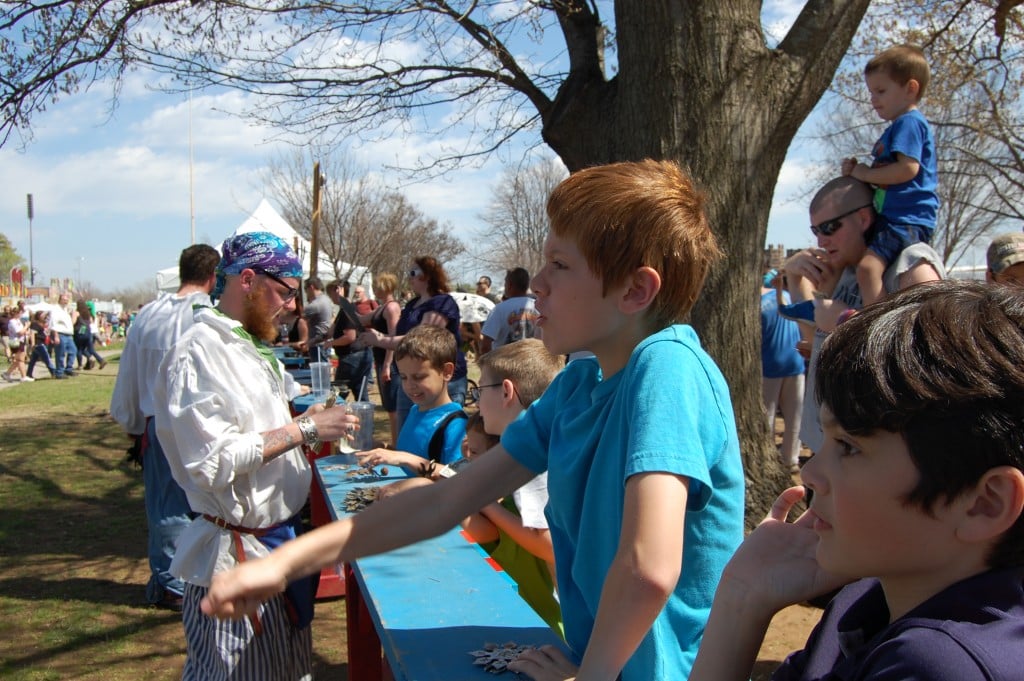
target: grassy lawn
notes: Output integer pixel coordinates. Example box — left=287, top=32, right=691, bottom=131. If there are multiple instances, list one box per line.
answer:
left=0, top=355, right=348, bottom=680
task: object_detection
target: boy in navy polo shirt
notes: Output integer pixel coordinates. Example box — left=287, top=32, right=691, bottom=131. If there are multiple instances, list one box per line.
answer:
left=691, top=280, right=1024, bottom=681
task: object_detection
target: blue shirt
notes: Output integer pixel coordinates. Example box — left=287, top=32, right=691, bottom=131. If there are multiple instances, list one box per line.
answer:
left=871, top=108, right=938, bottom=230
left=773, top=568, right=1024, bottom=681
left=761, top=290, right=805, bottom=378
left=501, top=325, right=745, bottom=680
left=395, top=401, right=466, bottom=471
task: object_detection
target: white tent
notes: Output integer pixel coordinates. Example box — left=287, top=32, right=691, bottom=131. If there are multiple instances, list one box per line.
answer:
left=156, top=199, right=372, bottom=293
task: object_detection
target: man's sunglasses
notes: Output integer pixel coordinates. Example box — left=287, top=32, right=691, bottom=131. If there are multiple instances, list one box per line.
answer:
left=252, top=266, right=299, bottom=301
left=810, top=204, right=873, bottom=237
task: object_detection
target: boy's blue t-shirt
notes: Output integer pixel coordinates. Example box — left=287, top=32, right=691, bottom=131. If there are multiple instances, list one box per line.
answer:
left=871, top=108, right=938, bottom=229
left=501, top=325, right=745, bottom=680
left=395, top=401, right=466, bottom=471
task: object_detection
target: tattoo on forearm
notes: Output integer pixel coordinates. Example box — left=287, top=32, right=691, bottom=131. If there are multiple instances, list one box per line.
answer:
left=263, top=427, right=299, bottom=461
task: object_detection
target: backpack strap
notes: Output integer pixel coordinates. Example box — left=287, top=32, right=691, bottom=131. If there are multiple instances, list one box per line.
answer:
left=427, top=409, right=468, bottom=463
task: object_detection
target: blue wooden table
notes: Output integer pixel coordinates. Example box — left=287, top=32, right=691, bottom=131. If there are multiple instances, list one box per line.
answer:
left=314, top=455, right=567, bottom=680
left=272, top=345, right=308, bottom=368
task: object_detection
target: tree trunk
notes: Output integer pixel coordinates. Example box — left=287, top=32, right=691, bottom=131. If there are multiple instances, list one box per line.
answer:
left=543, top=0, right=871, bottom=526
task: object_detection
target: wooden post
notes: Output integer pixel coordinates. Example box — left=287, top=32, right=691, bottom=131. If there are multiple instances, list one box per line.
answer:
left=309, top=160, right=322, bottom=278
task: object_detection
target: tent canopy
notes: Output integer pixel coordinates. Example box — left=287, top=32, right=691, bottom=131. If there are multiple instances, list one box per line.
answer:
left=156, top=199, right=372, bottom=293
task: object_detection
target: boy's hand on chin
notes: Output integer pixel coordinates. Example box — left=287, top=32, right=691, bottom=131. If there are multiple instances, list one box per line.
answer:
left=720, top=486, right=851, bottom=614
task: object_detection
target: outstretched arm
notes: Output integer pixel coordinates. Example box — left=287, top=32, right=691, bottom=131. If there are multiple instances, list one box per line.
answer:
left=688, top=487, right=851, bottom=681
left=201, top=446, right=535, bottom=620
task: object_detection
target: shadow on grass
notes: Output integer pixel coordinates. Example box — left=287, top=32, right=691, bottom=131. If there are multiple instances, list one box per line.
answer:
left=0, top=412, right=146, bottom=564
left=0, top=575, right=148, bottom=607
left=0, top=605, right=183, bottom=672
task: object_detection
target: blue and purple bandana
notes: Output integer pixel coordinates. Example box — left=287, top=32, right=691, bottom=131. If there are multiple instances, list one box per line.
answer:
left=213, top=231, right=304, bottom=300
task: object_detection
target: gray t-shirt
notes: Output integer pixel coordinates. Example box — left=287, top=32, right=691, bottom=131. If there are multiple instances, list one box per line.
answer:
left=303, top=293, right=335, bottom=346
left=800, top=243, right=946, bottom=453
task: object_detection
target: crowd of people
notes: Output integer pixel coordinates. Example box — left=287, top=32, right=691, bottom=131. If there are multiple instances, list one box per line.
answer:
left=0, top=293, right=131, bottom=382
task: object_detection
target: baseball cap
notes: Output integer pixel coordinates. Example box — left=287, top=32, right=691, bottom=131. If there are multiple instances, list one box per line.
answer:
left=986, top=233, right=1024, bottom=274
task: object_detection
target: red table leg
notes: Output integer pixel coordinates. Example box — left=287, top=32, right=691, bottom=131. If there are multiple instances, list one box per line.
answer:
left=304, top=441, right=345, bottom=599
left=345, top=563, right=383, bottom=680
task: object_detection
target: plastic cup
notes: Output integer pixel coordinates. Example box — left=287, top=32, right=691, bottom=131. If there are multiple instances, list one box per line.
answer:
left=310, top=361, right=331, bottom=400
left=348, top=401, right=375, bottom=452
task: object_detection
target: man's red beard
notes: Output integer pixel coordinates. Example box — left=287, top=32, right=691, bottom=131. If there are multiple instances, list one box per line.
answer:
left=241, top=281, right=281, bottom=342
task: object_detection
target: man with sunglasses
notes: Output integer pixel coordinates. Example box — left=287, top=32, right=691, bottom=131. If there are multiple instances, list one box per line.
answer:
left=783, top=176, right=943, bottom=458
left=153, top=232, right=359, bottom=680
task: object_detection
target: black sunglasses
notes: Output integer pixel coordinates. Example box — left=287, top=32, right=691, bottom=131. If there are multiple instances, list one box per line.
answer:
left=810, top=203, right=873, bottom=237
left=251, top=266, right=298, bottom=301
left=409, top=268, right=423, bottom=278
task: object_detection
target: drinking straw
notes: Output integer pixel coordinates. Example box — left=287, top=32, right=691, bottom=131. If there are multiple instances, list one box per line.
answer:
left=358, top=376, right=368, bottom=403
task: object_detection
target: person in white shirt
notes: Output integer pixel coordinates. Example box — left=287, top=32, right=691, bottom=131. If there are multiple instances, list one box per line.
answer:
left=48, top=293, right=77, bottom=378
left=110, top=244, right=219, bottom=610
left=153, top=232, right=358, bottom=680
left=480, top=267, right=540, bottom=354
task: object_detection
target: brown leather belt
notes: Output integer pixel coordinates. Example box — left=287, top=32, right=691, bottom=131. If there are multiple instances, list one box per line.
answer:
left=202, top=514, right=280, bottom=537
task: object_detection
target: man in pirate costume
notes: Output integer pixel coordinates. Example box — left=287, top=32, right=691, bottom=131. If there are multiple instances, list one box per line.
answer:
left=154, top=232, right=358, bottom=680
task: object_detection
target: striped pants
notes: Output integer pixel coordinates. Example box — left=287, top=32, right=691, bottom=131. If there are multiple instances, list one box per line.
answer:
left=181, top=582, right=313, bottom=681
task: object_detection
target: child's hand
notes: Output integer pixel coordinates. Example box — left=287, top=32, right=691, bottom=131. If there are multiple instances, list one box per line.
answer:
left=841, top=157, right=857, bottom=176
left=507, top=644, right=578, bottom=680
left=718, top=486, right=850, bottom=615
left=356, top=448, right=417, bottom=469
left=201, top=558, right=289, bottom=620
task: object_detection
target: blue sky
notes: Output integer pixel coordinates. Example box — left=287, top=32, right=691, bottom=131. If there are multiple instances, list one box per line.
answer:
left=0, top=1, right=824, bottom=295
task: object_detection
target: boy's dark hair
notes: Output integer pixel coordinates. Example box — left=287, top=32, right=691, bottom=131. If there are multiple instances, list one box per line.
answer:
left=396, top=325, right=457, bottom=369
left=865, top=44, right=930, bottom=100
left=327, top=279, right=349, bottom=298
left=816, top=280, right=1024, bottom=567
left=478, top=338, right=564, bottom=405
left=547, top=159, right=720, bottom=328
left=505, top=267, right=530, bottom=293
left=465, top=412, right=501, bottom=451
left=179, top=244, right=220, bottom=285
left=305, top=276, right=324, bottom=291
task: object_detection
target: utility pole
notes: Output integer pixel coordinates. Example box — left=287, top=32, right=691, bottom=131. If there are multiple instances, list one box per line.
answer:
left=26, top=194, right=34, bottom=286
left=309, top=161, right=324, bottom=279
